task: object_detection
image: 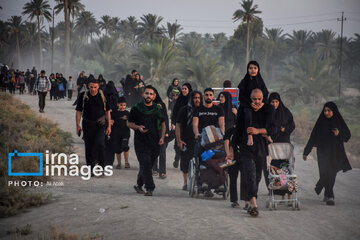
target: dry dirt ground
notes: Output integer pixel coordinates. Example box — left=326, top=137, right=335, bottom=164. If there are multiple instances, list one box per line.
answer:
left=1, top=94, right=360, bottom=240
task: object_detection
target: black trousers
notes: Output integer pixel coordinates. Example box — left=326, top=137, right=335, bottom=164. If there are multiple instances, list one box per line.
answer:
left=180, top=145, right=194, bottom=174
left=229, top=152, right=248, bottom=202
left=19, top=83, right=25, bottom=94
left=229, top=161, right=240, bottom=203
left=317, top=151, right=337, bottom=198
left=174, top=140, right=181, bottom=162
left=82, top=119, right=106, bottom=170
left=153, top=141, right=168, bottom=175
left=136, top=147, right=160, bottom=191
left=37, top=91, right=47, bottom=110
left=50, top=88, right=57, bottom=100
left=242, top=153, right=265, bottom=201
left=68, top=90, right=73, bottom=100
left=105, top=136, right=115, bottom=166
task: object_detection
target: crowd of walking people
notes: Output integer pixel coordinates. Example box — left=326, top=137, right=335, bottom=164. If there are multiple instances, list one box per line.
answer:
left=1, top=60, right=352, bottom=217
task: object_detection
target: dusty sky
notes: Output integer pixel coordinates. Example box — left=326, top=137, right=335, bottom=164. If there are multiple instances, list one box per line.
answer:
left=0, top=0, right=359, bottom=38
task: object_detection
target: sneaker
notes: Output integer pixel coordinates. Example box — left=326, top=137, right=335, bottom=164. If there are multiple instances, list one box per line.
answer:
left=326, top=198, right=335, bottom=205
left=182, top=185, right=187, bottom=191
left=133, top=185, right=145, bottom=194
left=323, top=196, right=329, bottom=202
left=173, top=160, right=179, bottom=168
left=231, top=202, right=240, bottom=208
left=144, top=191, right=153, bottom=196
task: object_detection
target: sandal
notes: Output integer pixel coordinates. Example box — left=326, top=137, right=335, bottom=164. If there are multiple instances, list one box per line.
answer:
left=231, top=202, right=240, bottom=208
left=116, top=164, right=122, bottom=169
left=160, top=173, right=167, bottom=179
left=125, top=162, right=130, bottom=168
left=152, top=170, right=158, bottom=176
left=249, top=207, right=259, bottom=217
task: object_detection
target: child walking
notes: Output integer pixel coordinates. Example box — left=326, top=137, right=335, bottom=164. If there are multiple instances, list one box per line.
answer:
left=113, top=97, right=131, bottom=169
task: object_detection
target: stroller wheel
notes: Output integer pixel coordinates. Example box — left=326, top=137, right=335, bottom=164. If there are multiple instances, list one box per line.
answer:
left=292, top=201, right=296, bottom=210
left=296, top=201, right=301, bottom=210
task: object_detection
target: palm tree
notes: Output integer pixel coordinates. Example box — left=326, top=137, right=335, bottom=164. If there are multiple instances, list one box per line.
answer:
left=98, top=15, right=112, bottom=35
left=233, top=0, right=261, bottom=65
left=7, top=16, right=23, bottom=68
left=262, top=28, right=286, bottom=81
left=22, top=22, right=37, bottom=66
left=54, top=0, right=72, bottom=75
left=138, top=14, right=164, bottom=42
left=314, top=30, right=337, bottom=60
left=134, top=38, right=177, bottom=83
left=22, top=0, right=52, bottom=68
left=182, top=54, right=222, bottom=89
left=118, top=16, right=139, bottom=47
left=180, top=37, right=204, bottom=59
left=281, top=54, right=337, bottom=104
left=286, top=30, right=313, bottom=54
left=212, top=33, right=227, bottom=48
left=55, top=0, right=84, bottom=23
left=75, top=11, right=100, bottom=43
left=166, top=21, right=182, bottom=45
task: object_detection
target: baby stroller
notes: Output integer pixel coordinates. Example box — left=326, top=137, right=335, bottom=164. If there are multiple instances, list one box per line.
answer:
left=188, top=126, right=230, bottom=199
left=265, top=143, right=300, bottom=210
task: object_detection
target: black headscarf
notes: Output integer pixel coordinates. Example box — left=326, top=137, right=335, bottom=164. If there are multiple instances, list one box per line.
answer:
left=268, top=92, right=295, bottom=142
left=104, top=81, right=118, bottom=111
left=171, top=82, right=193, bottom=124
left=237, top=60, right=269, bottom=106
left=151, top=85, right=169, bottom=133
left=268, top=92, right=286, bottom=126
left=217, top=91, right=235, bottom=130
left=304, top=101, right=351, bottom=172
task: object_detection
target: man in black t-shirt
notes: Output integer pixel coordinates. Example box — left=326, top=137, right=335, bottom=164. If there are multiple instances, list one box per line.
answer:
left=193, top=88, right=225, bottom=138
left=76, top=79, right=111, bottom=175
left=176, top=91, right=202, bottom=190
left=128, top=85, right=166, bottom=196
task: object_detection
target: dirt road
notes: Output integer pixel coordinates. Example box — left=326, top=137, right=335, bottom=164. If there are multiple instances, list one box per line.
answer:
left=1, top=94, right=359, bottom=240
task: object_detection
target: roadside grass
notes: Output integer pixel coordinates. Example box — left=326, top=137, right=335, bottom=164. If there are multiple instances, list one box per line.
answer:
left=0, top=92, right=73, bottom=217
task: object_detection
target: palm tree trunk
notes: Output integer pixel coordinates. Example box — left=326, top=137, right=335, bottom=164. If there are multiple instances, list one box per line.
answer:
left=31, top=41, right=35, bottom=66
left=246, top=18, right=250, bottom=65
left=16, top=33, right=21, bottom=68
left=65, top=0, right=71, bottom=77
left=37, top=15, right=42, bottom=69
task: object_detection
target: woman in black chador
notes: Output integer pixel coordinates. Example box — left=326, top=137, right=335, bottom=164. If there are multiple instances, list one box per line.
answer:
left=238, top=61, right=269, bottom=107
left=217, top=91, right=237, bottom=132
left=303, top=102, right=351, bottom=206
left=268, top=92, right=295, bottom=143
left=238, top=61, right=269, bottom=146
left=171, top=83, right=192, bottom=168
